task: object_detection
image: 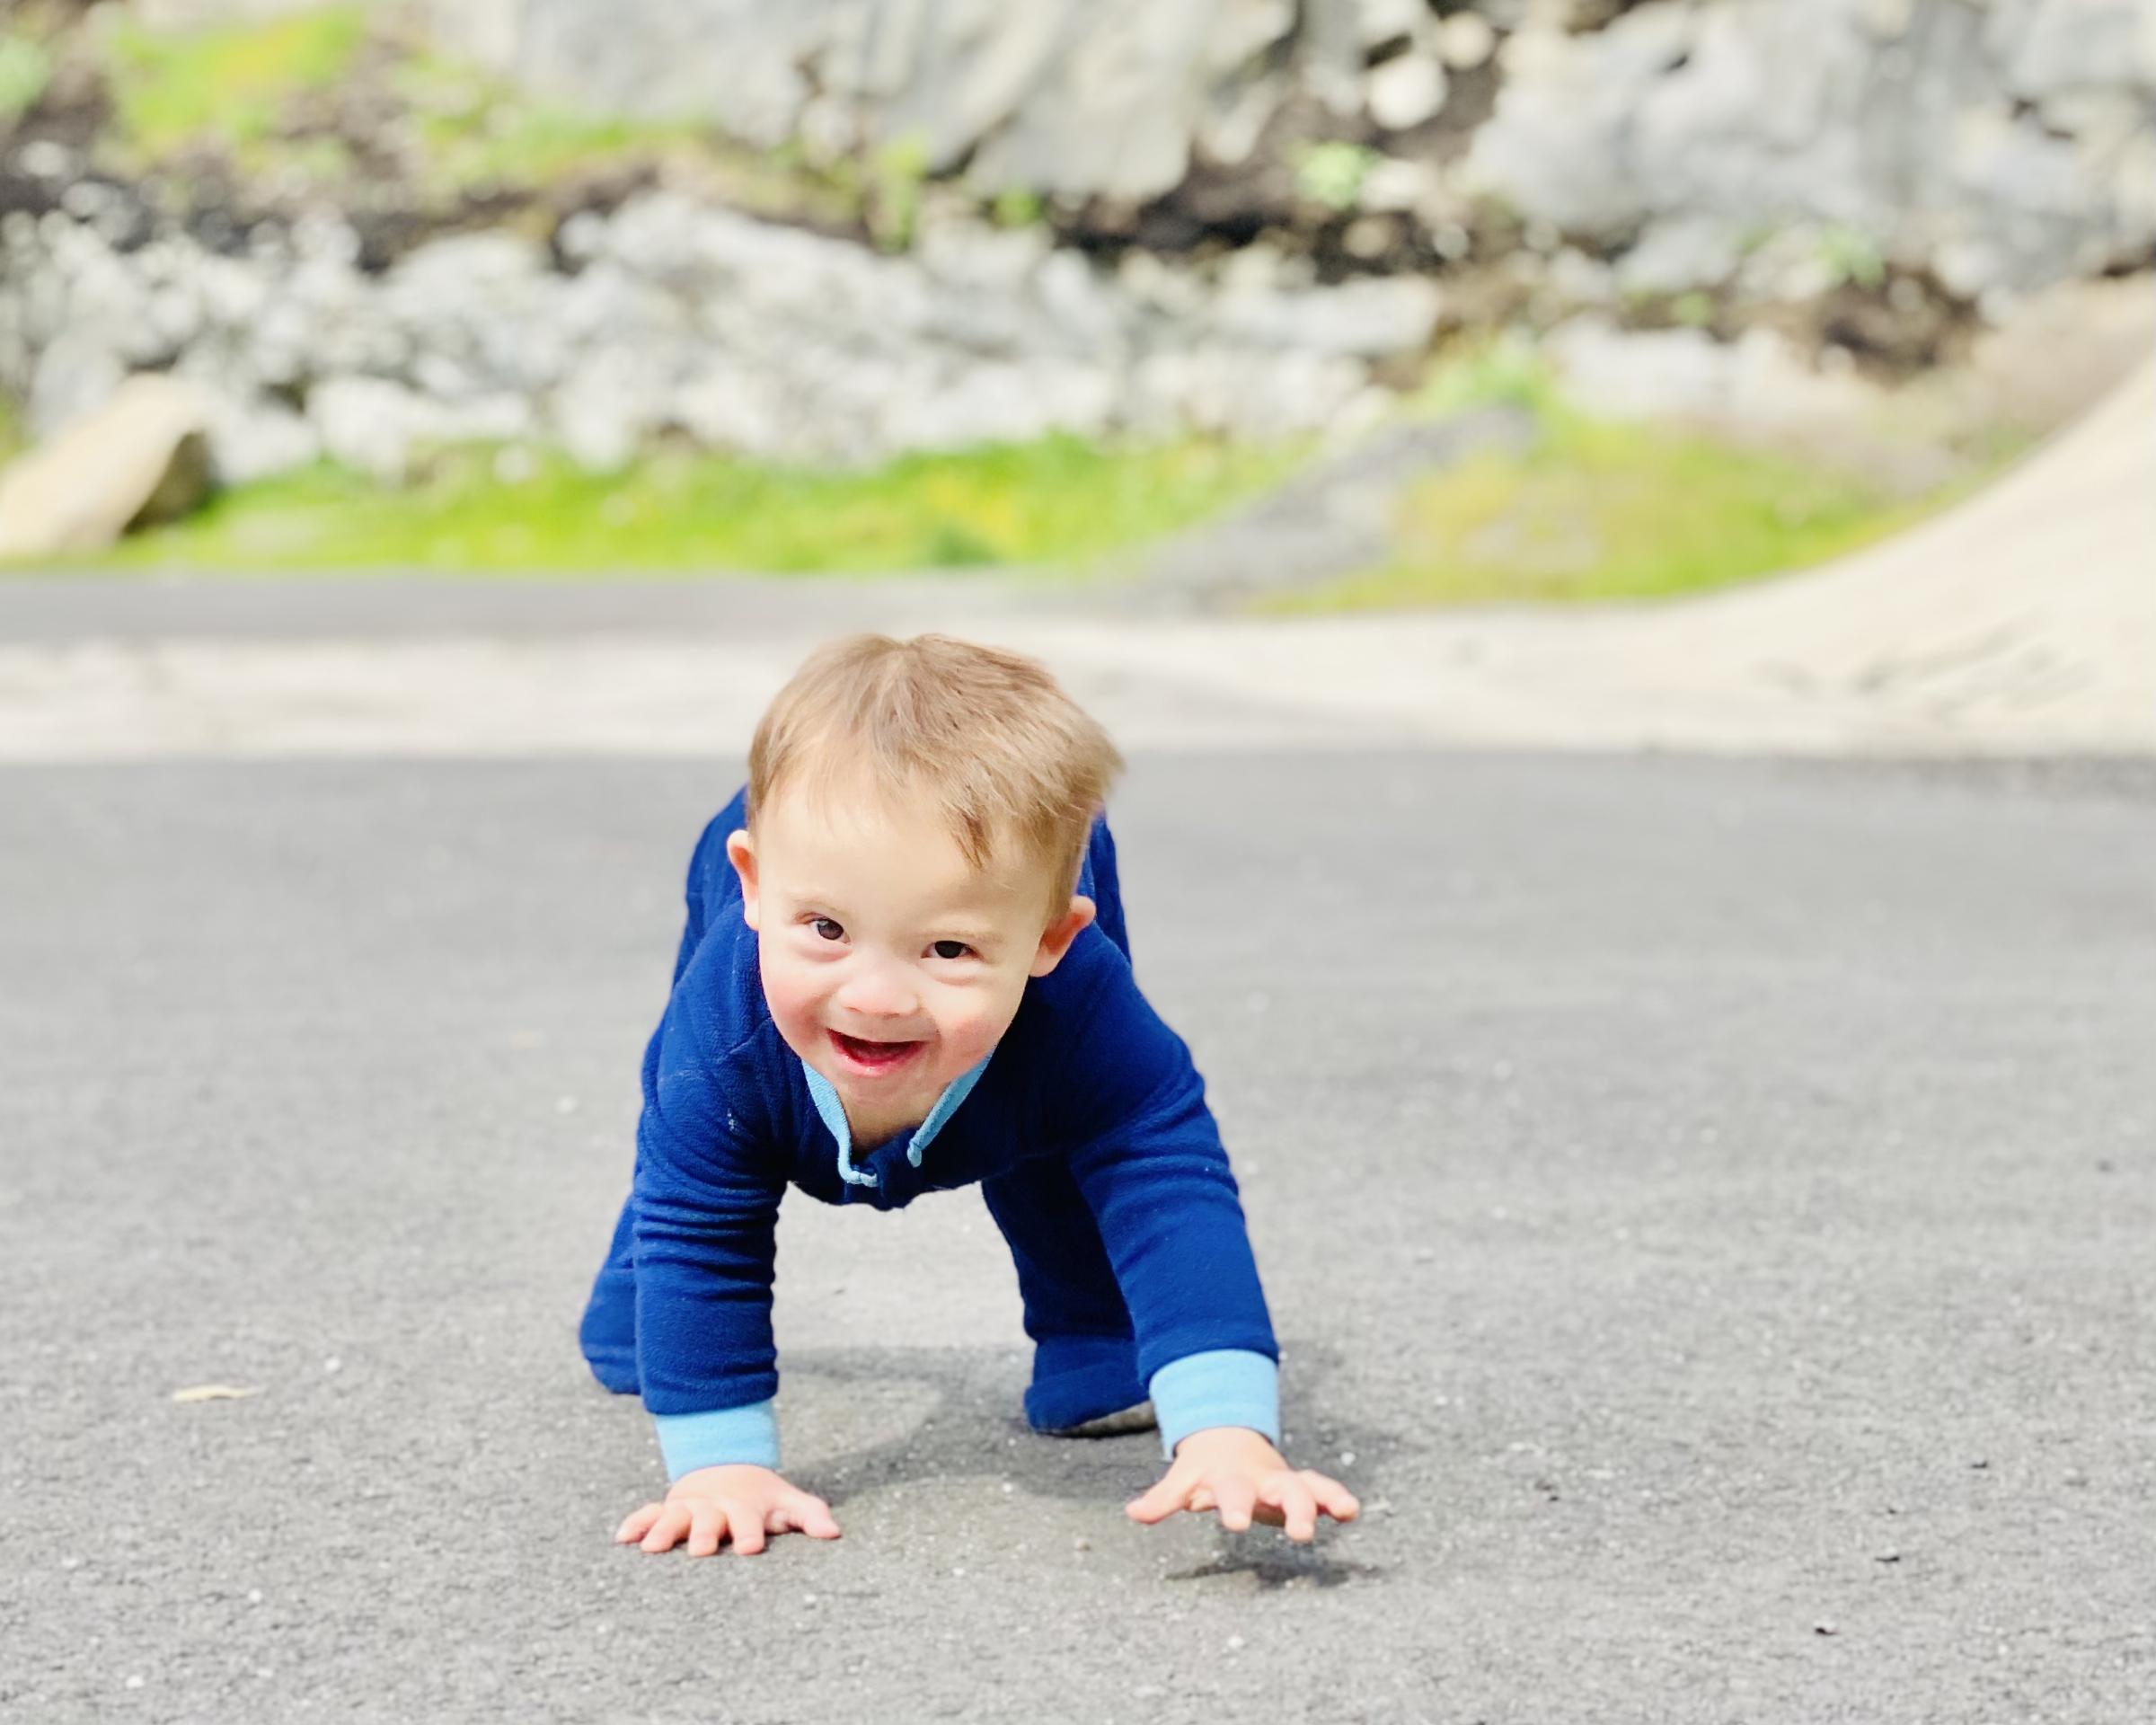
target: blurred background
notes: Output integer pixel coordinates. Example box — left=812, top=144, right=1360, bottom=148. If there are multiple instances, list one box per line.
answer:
left=1, top=0, right=2149, bottom=614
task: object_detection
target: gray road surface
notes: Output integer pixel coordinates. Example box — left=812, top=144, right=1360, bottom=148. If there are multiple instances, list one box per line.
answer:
left=4, top=752, right=2153, bottom=1724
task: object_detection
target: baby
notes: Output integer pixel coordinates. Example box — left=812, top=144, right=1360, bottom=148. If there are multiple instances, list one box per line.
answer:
left=579, top=632, right=1358, bottom=1556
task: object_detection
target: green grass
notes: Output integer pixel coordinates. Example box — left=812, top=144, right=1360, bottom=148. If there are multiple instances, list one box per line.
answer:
left=1262, top=411, right=1968, bottom=613
left=84, top=434, right=1303, bottom=575
left=392, top=50, right=712, bottom=201
left=93, top=6, right=862, bottom=221
left=0, top=31, right=54, bottom=126
left=102, top=5, right=367, bottom=160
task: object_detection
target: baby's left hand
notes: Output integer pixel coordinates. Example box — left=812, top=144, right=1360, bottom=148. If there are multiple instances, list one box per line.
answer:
left=1126, top=1427, right=1359, bottom=1543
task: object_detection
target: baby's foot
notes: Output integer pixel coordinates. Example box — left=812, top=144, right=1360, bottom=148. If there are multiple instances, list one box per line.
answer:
left=1041, top=1398, right=1156, bottom=1438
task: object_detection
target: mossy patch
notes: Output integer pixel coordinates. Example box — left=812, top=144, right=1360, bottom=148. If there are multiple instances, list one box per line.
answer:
left=102, top=5, right=368, bottom=161
left=89, top=4, right=860, bottom=226
left=0, top=30, right=55, bottom=127
left=77, top=434, right=1303, bottom=576
left=1261, top=411, right=1987, bottom=613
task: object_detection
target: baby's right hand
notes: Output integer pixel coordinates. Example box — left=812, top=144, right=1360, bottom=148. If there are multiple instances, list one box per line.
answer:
left=615, top=1464, right=842, bottom=1557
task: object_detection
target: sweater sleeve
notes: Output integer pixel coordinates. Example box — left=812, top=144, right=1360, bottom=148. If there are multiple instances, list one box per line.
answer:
left=631, top=1003, right=786, bottom=1425
left=1059, top=948, right=1279, bottom=1402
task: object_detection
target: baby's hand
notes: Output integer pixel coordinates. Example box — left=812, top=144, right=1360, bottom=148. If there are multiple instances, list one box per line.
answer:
left=1126, top=1428, right=1359, bottom=1544
left=615, top=1464, right=841, bottom=1557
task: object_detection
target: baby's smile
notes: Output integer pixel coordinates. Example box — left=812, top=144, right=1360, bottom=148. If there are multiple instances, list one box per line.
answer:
left=827, top=1028, right=928, bottom=1077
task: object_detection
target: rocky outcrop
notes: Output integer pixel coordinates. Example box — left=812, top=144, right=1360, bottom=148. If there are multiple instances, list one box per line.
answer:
left=429, top=0, right=1309, bottom=203
left=1466, top=0, right=2156, bottom=301
left=0, top=194, right=1440, bottom=482
left=4, top=0, right=2149, bottom=486
left=427, top=0, right=2156, bottom=301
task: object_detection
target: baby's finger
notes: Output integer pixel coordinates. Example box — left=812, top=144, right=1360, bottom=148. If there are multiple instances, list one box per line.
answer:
left=1303, top=1471, right=1362, bottom=1523
left=782, top=1493, right=843, bottom=1539
left=1126, top=1466, right=1197, bottom=1524
left=640, top=1503, right=692, bottom=1553
left=1214, top=1477, right=1259, bottom=1534
left=1261, top=1473, right=1320, bottom=1543
left=725, top=1499, right=769, bottom=1555
left=1188, top=1485, right=1217, bottom=1515
left=615, top=1501, right=665, bottom=1544
left=685, top=1502, right=727, bottom=1559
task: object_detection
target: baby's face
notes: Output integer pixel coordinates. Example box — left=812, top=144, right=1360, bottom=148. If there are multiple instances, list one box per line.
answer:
left=727, top=780, right=1093, bottom=1131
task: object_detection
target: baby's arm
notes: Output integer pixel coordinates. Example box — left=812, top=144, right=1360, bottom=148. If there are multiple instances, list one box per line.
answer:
left=1062, top=958, right=1358, bottom=1542
left=618, top=1013, right=833, bottom=1557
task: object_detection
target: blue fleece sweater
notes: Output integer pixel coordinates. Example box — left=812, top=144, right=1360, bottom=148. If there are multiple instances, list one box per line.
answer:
left=630, top=797, right=1279, bottom=1475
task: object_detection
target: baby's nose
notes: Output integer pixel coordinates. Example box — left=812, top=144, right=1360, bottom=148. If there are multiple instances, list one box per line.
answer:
left=838, top=963, right=918, bottom=1018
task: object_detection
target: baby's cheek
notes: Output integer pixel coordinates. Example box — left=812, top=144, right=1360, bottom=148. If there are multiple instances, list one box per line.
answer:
left=941, top=993, right=1019, bottom=1064
left=759, top=959, right=826, bottom=1044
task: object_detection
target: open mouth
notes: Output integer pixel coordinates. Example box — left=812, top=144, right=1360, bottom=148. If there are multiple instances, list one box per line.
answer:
left=828, top=1030, right=927, bottom=1076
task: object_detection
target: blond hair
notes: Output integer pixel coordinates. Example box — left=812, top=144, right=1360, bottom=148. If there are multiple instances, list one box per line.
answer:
left=746, top=633, right=1126, bottom=927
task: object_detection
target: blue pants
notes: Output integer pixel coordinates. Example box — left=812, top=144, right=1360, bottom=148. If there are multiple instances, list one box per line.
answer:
left=579, top=811, right=1146, bottom=1431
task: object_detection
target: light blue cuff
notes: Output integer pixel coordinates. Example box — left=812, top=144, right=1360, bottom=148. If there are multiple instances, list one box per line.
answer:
left=653, top=1400, right=781, bottom=1480
left=1148, top=1349, right=1281, bottom=1460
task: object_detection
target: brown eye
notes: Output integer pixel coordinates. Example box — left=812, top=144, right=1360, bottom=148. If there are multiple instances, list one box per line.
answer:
left=811, top=918, right=844, bottom=942
left=931, top=941, right=972, bottom=960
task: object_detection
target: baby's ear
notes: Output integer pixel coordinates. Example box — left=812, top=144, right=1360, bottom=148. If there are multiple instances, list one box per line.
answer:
left=724, top=829, right=761, bottom=931
left=1029, top=895, right=1096, bottom=978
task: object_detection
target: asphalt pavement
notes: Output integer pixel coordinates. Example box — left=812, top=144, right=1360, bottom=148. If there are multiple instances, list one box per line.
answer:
left=4, top=749, right=2152, bottom=1724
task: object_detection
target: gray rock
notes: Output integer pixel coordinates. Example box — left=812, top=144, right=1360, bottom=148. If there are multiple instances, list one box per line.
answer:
left=1732, top=224, right=1844, bottom=303
left=1616, top=217, right=1745, bottom=296
left=966, top=0, right=1215, bottom=201
left=873, top=3, right=1074, bottom=172
left=1546, top=317, right=1734, bottom=420
left=390, top=231, right=549, bottom=297
left=1546, top=315, right=1886, bottom=428
left=1548, top=247, right=1620, bottom=305
left=551, top=357, right=673, bottom=472
left=0, top=374, right=212, bottom=560
left=1133, top=344, right=1370, bottom=440
left=1209, top=276, right=1444, bottom=358
left=1990, top=0, right=2156, bottom=100
left=1034, top=251, right=1128, bottom=353
left=1367, top=53, right=1447, bottom=132
left=1356, top=0, right=1427, bottom=50
left=877, top=357, right=1115, bottom=451
left=309, top=376, right=432, bottom=482
left=458, top=0, right=827, bottom=146
left=669, top=363, right=787, bottom=455
left=193, top=255, right=273, bottom=330
left=550, top=258, right=683, bottom=352
left=307, top=377, right=532, bottom=481
left=1471, top=0, right=2156, bottom=297
left=1436, top=13, right=1498, bottom=70
left=915, top=220, right=1052, bottom=295
left=1356, top=156, right=1434, bottom=215
left=1466, top=6, right=1698, bottom=237
left=1197, top=77, right=1279, bottom=167
left=200, top=394, right=323, bottom=486
left=15, top=140, right=75, bottom=181
left=1204, top=0, right=1297, bottom=74
left=30, top=332, right=128, bottom=439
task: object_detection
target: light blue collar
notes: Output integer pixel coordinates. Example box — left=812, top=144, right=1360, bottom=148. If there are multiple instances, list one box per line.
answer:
left=801, top=1051, right=993, bottom=1189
